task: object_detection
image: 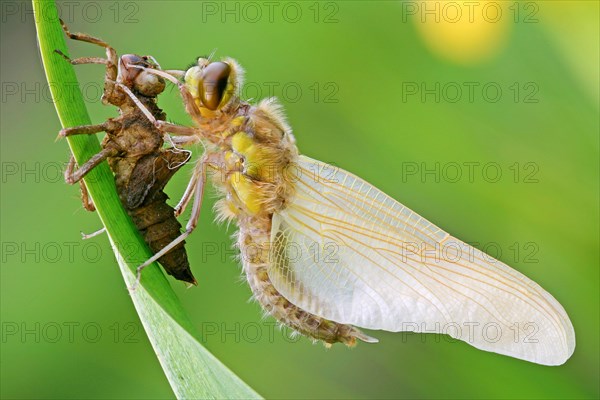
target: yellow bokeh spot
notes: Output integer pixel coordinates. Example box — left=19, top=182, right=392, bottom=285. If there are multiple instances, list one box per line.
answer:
left=411, top=1, right=511, bottom=65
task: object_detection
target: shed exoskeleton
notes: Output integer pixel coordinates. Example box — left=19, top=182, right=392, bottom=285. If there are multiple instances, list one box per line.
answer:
left=57, top=21, right=195, bottom=284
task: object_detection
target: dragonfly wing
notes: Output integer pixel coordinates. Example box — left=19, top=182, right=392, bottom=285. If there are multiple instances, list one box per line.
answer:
left=268, top=155, right=575, bottom=365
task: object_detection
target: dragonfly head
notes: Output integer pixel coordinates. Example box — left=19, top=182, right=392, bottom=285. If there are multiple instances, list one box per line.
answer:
left=118, top=54, right=166, bottom=97
left=184, top=57, right=244, bottom=113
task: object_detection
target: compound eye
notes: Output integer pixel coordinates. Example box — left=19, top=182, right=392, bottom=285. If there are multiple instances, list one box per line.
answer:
left=122, top=54, right=144, bottom=65
left=200, top=62, right=231, bottom=110
left=119, top=54, right=143, bottom=84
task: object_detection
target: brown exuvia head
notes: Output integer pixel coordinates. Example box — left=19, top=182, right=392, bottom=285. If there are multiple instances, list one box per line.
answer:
left=118, top=54, right=166, bottom=97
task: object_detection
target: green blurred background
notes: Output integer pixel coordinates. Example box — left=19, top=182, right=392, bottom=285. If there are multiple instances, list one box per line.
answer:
left=1, top=1, right=598, bottom=398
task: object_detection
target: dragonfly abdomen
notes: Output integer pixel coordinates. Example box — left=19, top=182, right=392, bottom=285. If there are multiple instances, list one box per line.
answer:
left=129, top=190, right=193, bottom=284
left=237, top=222, right=365, bottom=346
left=112, top=146, right=195, bottom=285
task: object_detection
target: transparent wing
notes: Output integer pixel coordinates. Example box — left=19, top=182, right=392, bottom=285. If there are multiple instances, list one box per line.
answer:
left=269, top=155, right=575, bottom=365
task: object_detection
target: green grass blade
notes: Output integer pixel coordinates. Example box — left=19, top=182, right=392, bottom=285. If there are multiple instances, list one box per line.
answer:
left=33, top=1, right=261, bottom=398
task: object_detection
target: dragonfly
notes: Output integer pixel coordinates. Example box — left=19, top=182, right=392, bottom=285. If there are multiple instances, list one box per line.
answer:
left=56, top=22, right=196, bottom=284
left=122, top=56, right=575, bottom=366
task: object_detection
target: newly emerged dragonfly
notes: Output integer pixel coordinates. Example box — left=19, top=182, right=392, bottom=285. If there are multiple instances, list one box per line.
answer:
left=56, top=22, right=196, bottom=284
left=125, top=57, right=575, bottom=365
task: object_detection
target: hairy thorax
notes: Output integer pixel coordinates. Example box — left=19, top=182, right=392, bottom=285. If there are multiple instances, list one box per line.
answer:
left=210, top=99, right=297, bottom=227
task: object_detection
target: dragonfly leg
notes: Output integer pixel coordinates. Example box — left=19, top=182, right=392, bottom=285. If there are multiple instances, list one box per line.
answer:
left=54, top=51, right=108, bottom=66
left=58, top=19, right=118, bottom=71
left=66, top=155, right=96, bottom=211
left=116, top=82, right=201, bottom=142
left=79, top=180, right=96, bottom=212
left=164, top=69, right=186, bottom=79
left=174, top=163, right=201, bottom=217
left=168, top=136, right=200, bottom=150
left=174, top=178, right=197, bottom=217
left=58, top=120, right=118, bottom=205
left=58, top=19, right=119, bottom=103
left=156, top=121, right=198, bottom=136
left=81, top=227, right=106, bottom=240
left=175, top=152, right=220, bottom=217
left=58, top=120, right=116, bottom=140
left=65, top=147, right=118, bottom=185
